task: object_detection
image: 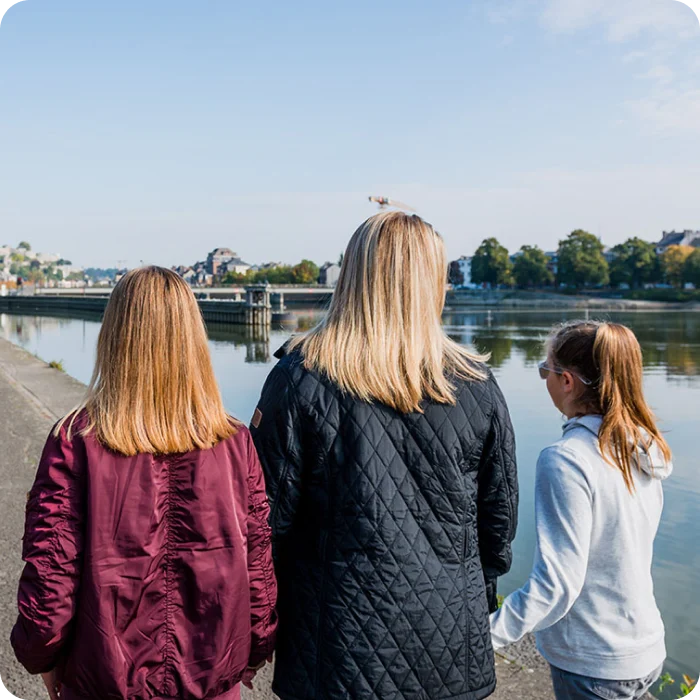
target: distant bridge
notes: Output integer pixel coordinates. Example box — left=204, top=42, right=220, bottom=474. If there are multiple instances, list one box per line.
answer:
left=2, top=284, right=333, bottom=328
left=31, top=285, right=333, bottom=308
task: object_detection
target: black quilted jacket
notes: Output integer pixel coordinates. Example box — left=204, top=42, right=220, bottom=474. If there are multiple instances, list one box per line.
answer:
left=250, top=347, right=518, bottom=700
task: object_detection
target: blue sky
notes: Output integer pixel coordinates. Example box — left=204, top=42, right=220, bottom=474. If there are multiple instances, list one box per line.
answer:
left=0, top=0, right=699, bottom=268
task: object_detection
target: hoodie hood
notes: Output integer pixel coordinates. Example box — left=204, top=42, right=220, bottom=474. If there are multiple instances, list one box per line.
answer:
left=563, top=414, right=673, bottom=480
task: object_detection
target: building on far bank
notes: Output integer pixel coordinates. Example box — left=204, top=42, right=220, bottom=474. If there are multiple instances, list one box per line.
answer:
left=220, top=257, right=251, bottom=276
left=206, top=248, right=236, bottom=275
left=655, top=230, right=700, bottom=255
left=319, top=262, right=341, bottom=286
left=544, top=251, right=558, bottom=277
left=448, top=256, right=480, bottom=289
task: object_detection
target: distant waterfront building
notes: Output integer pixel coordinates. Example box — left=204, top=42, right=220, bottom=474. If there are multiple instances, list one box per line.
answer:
left=220, top=257, right=251, bottom=276
left=655, top=230, right=700, bottom=255
left=449, top=256, right=479, bottom=289
left=544, top=251, right=558, bottom=277
left=206, top=247, right=238, bottom=275
left=252, top=262, right=283, bottom=272
left=35, top=252, right=61, bottom=265
left=319, top=262, right=341, bottom=286
left=603, top=247, right=616, bottom=264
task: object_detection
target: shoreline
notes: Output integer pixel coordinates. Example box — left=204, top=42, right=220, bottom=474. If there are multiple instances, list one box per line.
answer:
left=446, top=290, right=700, bottom=311
left=0, top=337, right=655, bottom=700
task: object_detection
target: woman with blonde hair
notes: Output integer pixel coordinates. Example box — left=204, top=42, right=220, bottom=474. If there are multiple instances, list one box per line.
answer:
left=251, top=211, right=518, bottom=700
left=12, top=266, right=277, bottom=700
left=490, top=321, right=672, bottom=700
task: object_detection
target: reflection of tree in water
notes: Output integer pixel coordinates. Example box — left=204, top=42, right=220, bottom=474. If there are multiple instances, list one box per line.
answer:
left=512, top=336, right=545, bottom=365
left=471, top=330, right=513, bottom=369
left=620, top=313, right=700, bottom=379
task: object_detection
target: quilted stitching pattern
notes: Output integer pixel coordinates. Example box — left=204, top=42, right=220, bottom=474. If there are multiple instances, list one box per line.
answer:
left=251, top=350, right=518, bottom=700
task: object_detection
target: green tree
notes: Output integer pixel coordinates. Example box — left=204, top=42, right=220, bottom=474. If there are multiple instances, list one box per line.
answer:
left=17, top=241, right=31, bottom=251
left=557, top=229, right=609, bottom=288
left=512, top=245, right=554, bottom=288
left=609, top=237, right=660, bottom=289
left=683, top=248, right=700, bottom=287
left=662, top=245, right=693, bottom=288
left=471, top=238, right=512, bottom=287
left=291, top=259, right=320, bottom=284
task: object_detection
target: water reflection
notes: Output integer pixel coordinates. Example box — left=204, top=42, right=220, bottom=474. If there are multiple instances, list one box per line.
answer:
left=444, top=311, right=700, bottom=381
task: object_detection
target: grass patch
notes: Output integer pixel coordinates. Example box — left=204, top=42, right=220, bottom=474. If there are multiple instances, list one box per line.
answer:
left=48, top=360, right=65, bottom=372
left=622, top=289, right=700, bottom=303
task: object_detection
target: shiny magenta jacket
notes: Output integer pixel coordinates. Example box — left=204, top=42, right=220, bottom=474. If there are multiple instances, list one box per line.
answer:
left=11, top=413, right=277, bottom=700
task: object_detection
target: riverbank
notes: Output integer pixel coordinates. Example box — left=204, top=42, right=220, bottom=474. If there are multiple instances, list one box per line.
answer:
left=0, top=337, right=653, bottom=700
left=446, top=289, right=700, bottom=310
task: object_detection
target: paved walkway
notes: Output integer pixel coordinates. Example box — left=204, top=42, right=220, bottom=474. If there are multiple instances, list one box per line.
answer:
left=0, top=337, right=558, bottom=700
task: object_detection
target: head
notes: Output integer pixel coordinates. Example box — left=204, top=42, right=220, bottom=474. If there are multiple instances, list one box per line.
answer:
left=60, top=266, right=236, bottom=455
left=542, top=320, right=671, bottom=491
left=289, top=211, right=487, bottom=412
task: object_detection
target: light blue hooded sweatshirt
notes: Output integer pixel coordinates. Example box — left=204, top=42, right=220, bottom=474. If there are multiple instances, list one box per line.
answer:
left=490, top=415, right=672, bottom=680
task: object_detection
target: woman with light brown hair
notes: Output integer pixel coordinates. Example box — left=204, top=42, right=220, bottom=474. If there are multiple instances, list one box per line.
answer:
left=251, top=211, right=519, bottom=700
left=491, top=321, right=672, bottom=700
left=11, top=266, right=277, bottom=700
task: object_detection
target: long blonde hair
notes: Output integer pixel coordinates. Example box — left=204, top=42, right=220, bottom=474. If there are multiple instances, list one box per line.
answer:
left=59, top=266, right=237, bottom=455
left=548, top=321, right=671, bottom=492
left=289, top=211, right=488, bottom=413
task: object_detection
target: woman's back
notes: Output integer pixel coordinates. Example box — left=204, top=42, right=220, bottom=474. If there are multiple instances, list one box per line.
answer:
left=533, top=416, right=668, bottom=675
left=11, top=267, right=277, bottom=700
left=12, top=414, right=276, bottom=700
left=251, top=348, right=518, bottom=700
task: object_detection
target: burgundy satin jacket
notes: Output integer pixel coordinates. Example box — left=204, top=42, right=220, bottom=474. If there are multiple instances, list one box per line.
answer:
left=11, top=414, right=277, bottom=700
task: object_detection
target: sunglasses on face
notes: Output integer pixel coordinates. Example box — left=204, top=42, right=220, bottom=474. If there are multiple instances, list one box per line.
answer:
left=537, top=361, right=593, bottom=386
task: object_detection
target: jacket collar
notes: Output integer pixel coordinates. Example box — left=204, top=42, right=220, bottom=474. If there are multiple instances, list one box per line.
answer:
left=562, top=414, right=603, bottom=437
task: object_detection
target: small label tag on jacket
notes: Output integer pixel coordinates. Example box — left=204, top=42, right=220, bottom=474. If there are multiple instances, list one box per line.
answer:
left=252, top=407, right=263, bottom=428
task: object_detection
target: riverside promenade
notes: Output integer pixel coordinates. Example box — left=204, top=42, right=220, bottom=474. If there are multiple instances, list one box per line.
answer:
left=0, top=336, right=558, bottom=700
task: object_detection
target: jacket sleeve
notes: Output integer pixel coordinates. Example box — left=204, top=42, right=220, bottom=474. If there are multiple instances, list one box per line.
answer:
left=11, top=424, right=85, bottom=674
left=249, top=363, right=303, bottom=565
left=245, top=430, right=278, bottom=667
left=490, top=445, right=593, bottom=648
left=477, top=376, right=519, bottom=613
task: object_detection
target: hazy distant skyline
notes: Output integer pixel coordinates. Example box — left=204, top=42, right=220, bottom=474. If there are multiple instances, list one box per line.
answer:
left=1, top=0, right=699, bottom=269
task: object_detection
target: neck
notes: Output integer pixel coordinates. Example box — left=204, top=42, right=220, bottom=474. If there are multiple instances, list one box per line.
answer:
left=563, top=403, right=591, bottom=420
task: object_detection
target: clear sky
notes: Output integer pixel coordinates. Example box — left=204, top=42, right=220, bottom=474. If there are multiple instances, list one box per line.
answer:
left=1, top=0, right=699, bottom=269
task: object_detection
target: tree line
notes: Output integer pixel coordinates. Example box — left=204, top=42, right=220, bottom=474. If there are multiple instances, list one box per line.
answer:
left=221, top=259, right=321, bottom=285
left=450, top=230, right=700, bottom=290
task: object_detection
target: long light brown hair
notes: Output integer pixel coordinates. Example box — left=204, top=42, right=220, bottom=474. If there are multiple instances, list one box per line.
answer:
left=548, top=321, right=671, bottom=492
left=59, top=266, right=237, bottom=455
left=289, top=211, right=488, bottom=413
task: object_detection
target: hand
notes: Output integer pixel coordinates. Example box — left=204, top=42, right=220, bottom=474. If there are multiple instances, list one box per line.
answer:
left=241, top=655, right=273, bottom=690
left=41, top=669, right=61, bottom=700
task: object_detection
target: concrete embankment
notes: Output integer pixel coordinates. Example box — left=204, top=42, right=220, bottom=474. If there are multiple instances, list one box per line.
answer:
left=0, top=336, right=641, bottom=700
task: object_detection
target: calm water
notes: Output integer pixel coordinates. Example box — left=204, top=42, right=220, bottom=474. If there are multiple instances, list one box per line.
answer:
left=1, top=309, right=698, bottom=697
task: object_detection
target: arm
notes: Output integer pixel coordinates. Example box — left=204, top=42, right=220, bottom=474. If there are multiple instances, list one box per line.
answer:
left=477, top=376, right=519, bottom=612
left=245, top=431, right=278, bottom=667
left=11, top=424, right=85, bottom=674
left=249, top=364, right=303, bottom=565
left=490, top=445, right=593, bottom=649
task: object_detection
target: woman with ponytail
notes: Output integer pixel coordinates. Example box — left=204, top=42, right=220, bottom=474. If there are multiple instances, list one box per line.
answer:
left=490, top=321, right=672, bottom=700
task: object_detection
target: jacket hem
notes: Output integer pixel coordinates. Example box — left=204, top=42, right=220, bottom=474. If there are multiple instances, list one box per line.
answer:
left=537, top=636, right=666, bottom=680
left=61, top=684, right=241, bottom=700
left=272, top=680, right=497, bottom=700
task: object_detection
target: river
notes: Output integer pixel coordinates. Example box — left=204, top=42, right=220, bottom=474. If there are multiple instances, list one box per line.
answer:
left=1, top=309, right=698, bottom=698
